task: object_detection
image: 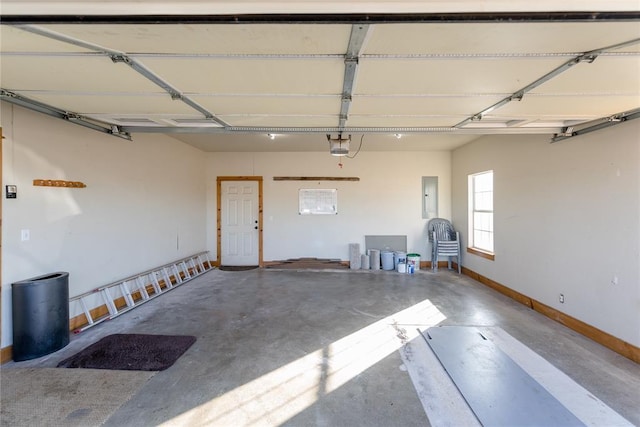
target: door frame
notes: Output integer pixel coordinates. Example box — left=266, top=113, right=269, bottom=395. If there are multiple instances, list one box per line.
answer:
left=216, top=176, right=263, bottom=267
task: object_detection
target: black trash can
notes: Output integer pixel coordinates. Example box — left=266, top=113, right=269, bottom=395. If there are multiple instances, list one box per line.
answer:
left=12, top=272, right=70, bottom=361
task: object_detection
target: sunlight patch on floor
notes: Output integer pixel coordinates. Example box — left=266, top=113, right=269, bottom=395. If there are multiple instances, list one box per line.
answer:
left=161, top=299, right=446, bottom=426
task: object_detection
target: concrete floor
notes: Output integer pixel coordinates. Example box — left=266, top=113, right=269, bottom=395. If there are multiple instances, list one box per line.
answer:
left=4, top=267, right=640, bottom=426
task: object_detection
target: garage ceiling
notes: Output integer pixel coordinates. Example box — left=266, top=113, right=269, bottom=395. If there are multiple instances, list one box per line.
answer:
left=1, top=2, right=639, bottom=152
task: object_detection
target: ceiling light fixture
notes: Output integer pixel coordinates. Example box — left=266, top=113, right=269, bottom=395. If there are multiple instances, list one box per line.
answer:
left=267, top=133, right=276, bottom=140
left=327, top=133, right=351, bottom=156
left=394, top=133, right=402, bottom=139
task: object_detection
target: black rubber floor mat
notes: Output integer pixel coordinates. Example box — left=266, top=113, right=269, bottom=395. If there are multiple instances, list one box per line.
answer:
left=57, top=334, right=196, bottom=371
left=218, top=265, right=259, bottom=271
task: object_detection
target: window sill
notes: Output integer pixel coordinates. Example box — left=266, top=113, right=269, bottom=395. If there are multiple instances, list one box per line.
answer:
left=467, top=247, right=495, bottom=261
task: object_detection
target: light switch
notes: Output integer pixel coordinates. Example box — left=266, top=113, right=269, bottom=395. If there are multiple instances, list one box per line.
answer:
left=21, top=229, right=30, bottom=241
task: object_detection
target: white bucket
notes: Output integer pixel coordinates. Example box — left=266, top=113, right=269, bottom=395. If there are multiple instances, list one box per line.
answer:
left=407, top=254, right=421, bottom=271
left=381, top=251, right=394, bottom=270
left=394, top=251, right=407, bottom=268
left=397, top=262, right=407, bottom=273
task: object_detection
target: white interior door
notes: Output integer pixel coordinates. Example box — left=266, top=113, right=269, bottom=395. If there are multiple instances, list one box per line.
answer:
left=221, top=181, right=259, bottom=266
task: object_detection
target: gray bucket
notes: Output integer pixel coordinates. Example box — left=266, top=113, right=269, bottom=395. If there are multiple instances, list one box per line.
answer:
left=369, top=249, right=381, bottom=270
left=381, top=251, right=394, bottom=270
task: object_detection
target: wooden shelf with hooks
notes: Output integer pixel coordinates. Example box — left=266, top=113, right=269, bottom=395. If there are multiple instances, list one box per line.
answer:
left=273, top=176, right=359, bottom=181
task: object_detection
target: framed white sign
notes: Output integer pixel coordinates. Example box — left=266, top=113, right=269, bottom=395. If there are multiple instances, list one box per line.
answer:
left=299, top=189, right=338, bottom=215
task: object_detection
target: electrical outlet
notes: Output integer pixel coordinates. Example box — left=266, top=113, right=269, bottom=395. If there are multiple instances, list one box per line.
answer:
left=559, top=294, right=565, bottom=304
left=21, top=229, right=30, bottom=241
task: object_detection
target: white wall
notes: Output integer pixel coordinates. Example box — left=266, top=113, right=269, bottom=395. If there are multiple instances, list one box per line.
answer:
left=7, top=101, right=636, bottom=350
left=1, top=104, right=207, bottom=348
left=206, top=150, right=451, bottom=262
left=452, top=120, right=640, bottom=347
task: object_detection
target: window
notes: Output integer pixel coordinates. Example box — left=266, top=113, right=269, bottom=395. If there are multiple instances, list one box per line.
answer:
left=468, top=170, right=494, bottom=257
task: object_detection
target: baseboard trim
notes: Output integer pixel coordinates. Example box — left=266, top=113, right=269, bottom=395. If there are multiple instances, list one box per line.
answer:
left=462, top=266, right=533, bottom=308
left=422, top=261, right=450, bottom=269
left=530, top=299, right=639, bottom=364
left=461, top=266, right=639, bottom=364
left=1, top=345, right=12, bottom=364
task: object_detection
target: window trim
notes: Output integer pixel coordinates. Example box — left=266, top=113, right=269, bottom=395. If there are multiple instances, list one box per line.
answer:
left=468, top=170, right=494, bottom=258
left=467, top=246, right=495, bottom=261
